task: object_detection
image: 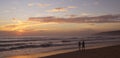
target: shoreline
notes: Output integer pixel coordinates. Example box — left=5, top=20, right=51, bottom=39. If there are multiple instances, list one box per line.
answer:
left=7, top=49, right=77, bottom=58
left=6, top=45, right=120, bottom=58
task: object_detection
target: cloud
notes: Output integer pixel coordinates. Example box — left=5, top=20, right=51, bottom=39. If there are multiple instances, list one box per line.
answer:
left=0, top=28, right=97, bottom=36
left=4, top=25, right=18, bottom=28
left=47, top=6, right=76, bottom=12
left=29, top=14, right=120, bottom=23
left=28, top=3, right=34, bottom=7
left=66, top=14, right=78, bottom=18
left=0, top=18, right=53, bottom=32
left=28, top=3, right=51, bottom=7
left=37, top=3, right=50, bottom=7
left=47, top=7, right=67, bottom=12
left=0, top=31, right=16, bottom=36
left=80, top=13, right=90, bottom=16
left=67, top=6, right=77, bottom=9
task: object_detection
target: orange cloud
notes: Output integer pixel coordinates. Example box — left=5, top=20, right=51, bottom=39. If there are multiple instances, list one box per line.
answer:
left=0, top=14, right=120, bottom=36
left=0, top=18, right=57, bottom=33
left=47, top=7, right=67, bottom=12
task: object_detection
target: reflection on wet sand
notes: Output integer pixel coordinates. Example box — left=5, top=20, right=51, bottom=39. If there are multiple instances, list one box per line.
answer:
left=7, top=49, right=76, bottom=58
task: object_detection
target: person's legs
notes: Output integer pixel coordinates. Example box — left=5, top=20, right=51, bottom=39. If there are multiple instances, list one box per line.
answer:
left=79, top=45, right=81, bottom=52
left=83, top=47, right=85, bottom=52
left=82, top=46, right=85, bottom=52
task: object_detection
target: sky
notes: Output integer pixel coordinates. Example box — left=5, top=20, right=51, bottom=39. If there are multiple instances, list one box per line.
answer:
left=0, top=0, right=120, bottom=36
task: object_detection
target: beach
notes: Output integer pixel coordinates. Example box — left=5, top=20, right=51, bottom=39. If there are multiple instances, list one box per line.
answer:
left=0, top=0, right=120, bottom=58
left=42, top=45, right=120, bottom=58
left=7, top=45, right=120, bottom=58
left=1, top=35, right=119, bottom=58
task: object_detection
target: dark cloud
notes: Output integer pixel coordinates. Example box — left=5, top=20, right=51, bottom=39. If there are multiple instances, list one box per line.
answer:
left=0, top=29, right=97, bottom=36
left=0, top=31, right=16, bottom=36
left=66, top=14, right=78, bottom=18
left=29, top=14, right=120, bottom=23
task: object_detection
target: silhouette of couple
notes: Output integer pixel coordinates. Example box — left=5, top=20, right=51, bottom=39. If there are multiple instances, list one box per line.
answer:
left=78, top=41, right=85, bottom=51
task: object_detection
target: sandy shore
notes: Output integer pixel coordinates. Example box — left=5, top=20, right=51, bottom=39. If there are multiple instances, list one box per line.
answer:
left=7, top=49, right=77, bottom=58
left=41, top=45, right=120, bottom=58
left=7, top=45, right=120, bottom=58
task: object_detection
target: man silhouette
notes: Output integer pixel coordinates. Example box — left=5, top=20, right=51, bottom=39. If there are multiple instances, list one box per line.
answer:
left=78, top=41, right=81, bottom=51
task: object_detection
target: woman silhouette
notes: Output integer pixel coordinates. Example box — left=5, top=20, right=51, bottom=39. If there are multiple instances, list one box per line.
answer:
left=82, top=40, right=85, bottom=51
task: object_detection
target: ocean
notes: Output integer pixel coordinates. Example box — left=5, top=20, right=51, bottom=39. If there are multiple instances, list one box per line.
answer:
left=0, top=35, right=120, bottom=58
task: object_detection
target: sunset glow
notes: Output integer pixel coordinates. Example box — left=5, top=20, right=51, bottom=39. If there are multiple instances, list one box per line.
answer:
left=0, top=0, right=120, bottom=58
left=0, top=0, right=120, bottom=36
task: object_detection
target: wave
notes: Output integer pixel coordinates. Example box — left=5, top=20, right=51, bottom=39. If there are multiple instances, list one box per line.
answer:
left=0, top=36, right=120, bottom=52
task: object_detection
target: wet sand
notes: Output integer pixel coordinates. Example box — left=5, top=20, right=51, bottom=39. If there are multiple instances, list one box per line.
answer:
left=7, top=49, right=77, bottom=58
left=42, top=45, right=120, bottom=58
left=7, top=45, right=120, bottom=58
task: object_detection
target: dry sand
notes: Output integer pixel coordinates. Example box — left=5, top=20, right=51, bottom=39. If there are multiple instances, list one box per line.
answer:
left=41, top=45, right=120, bottom=58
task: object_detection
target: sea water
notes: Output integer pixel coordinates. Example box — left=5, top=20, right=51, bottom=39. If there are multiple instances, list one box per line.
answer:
left=0, top=35, right=120, bottom=58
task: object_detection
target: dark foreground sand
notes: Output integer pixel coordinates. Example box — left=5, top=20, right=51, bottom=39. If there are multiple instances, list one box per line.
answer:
left=42, top=45, right=120, bottom=58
